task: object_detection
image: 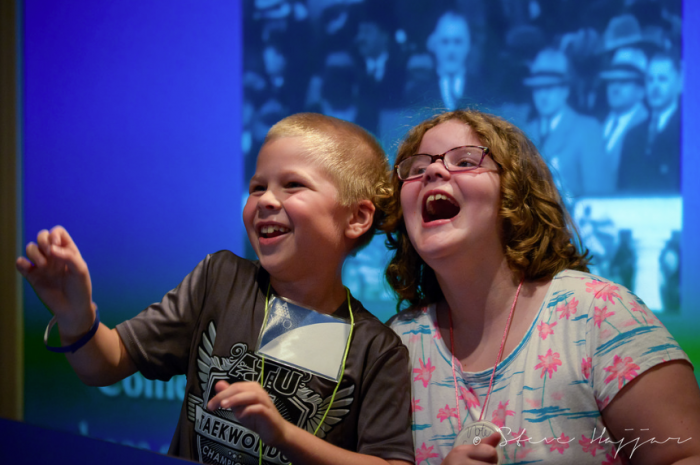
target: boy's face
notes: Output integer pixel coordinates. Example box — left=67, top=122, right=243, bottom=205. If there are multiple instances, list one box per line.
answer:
left=243, top=137, right=351, bottom=280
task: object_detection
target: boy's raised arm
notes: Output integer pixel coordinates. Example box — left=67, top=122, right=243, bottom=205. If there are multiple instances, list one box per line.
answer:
left=16, top=225, right=136, bottom=386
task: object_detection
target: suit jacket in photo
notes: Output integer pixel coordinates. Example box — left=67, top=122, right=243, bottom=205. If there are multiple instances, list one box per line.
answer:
left=356, top=49, right=407, bottom=110
left=600, top=104, right=648, bottom=195
left=617, top=107, right=681, bottom=193
left=403, top=71, right=488, bottom=113
left=525, top=106, right=605, bottom=201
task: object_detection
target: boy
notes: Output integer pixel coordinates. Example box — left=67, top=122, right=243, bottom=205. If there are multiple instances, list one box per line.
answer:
left=17, top=113, right=413, bottom=465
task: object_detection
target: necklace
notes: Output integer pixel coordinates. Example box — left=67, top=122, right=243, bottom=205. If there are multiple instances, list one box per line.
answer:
left=258, top=284, right=354, bottom=465
left=258, top=283, right=355, bottom=465
left=449, top=278, right=524, bottom=461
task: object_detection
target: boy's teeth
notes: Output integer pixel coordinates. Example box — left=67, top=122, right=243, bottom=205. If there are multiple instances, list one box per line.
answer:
left=261, top=225, right=290, bottom=235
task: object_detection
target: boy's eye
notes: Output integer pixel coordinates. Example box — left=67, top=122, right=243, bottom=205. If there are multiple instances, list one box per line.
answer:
left=249, top=184, right=266, bottom=194
left=285, top=181, right=305, bottom=189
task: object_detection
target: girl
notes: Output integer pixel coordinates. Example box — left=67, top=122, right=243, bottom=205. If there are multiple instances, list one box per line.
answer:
left=385, top=110, right=700, bottom=464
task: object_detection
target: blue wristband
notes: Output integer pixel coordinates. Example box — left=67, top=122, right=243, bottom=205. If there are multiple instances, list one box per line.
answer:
left=44, top=308, right=100, bottom=354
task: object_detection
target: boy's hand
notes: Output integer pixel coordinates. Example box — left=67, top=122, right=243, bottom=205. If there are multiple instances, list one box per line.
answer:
left=16, top=226, right=95, bottom=338
left=442, top=432, right=502, bottom=464
left=207, top=381, right=289, bottom=447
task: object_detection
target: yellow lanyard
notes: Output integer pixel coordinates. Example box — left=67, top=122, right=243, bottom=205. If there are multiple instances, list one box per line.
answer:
left=258, top=284, right=355, bottom=464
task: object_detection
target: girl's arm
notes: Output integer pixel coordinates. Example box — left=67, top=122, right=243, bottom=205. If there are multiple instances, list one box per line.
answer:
left=602, top=360, right=700, bottom=465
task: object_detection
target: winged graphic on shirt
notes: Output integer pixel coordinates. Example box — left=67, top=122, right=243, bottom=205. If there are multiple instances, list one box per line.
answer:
left=196, top=321, right=236, bottom=393
left=296, top=384, right=354, bottom=438
left=193, top=320, right=354, bottom=438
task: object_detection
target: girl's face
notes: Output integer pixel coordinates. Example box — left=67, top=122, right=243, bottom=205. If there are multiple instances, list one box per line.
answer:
left=399, top=120, right=502, bottom=265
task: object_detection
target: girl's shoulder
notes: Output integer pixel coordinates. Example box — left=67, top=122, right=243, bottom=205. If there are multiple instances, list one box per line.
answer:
left=386, top=304, right=433, bottom=328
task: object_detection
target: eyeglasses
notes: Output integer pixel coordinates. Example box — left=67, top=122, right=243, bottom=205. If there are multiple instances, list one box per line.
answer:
left=395, top=145, right=491, bottom=181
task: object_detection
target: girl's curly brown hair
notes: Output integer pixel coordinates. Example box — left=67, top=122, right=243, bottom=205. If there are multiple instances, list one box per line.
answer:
left=381, top=110, right=590, bottom=310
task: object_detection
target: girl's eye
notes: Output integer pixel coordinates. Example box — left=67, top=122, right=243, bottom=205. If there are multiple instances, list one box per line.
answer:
left=455, top=158, right=476, bottom=168
left=410, top=167, right=427, bottom=176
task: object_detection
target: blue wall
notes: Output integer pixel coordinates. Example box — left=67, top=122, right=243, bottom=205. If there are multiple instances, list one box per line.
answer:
left=22, top=0, right=243, bottom=451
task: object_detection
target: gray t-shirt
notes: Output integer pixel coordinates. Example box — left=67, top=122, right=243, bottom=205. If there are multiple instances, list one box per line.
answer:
left=117, top=251, right=413, bottom=464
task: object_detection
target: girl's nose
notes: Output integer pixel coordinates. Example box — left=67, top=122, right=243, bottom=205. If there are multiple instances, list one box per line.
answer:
left=423, top=158, right=451, bottom=182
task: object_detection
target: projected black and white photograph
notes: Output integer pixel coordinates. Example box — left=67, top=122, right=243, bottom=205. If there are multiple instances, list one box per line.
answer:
left=242, top=0, right=683, bottom=317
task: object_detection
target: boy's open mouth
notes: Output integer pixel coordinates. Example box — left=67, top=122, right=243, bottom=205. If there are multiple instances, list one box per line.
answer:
left=259, top=225, right=291, bottom=239
left=422, top=192, right=460, bottom=223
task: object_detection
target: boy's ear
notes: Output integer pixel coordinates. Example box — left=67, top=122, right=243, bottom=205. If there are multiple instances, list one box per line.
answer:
left=345, top=199, right=375, bottom=240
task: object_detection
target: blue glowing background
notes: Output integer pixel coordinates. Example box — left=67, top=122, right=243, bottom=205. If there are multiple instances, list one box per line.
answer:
left=22, top=1, right=242, bottom=451
left=20, top=0, right=699, bottom=454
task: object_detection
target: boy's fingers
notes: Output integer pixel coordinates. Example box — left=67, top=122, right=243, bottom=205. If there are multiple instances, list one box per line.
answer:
left=207, top=380, right=232, bottom=408
left=220, top=391, right=267, bottom=410
left=50, top=226, right=76, bottom=251
left=25, top=242, right=47, bottom=268
left=214, top=380, right=231, bottom=393
left=36, top=230, right=51, bottom=256
left=16, top=256, right=34, bottom=276
left=47, top=241, right=91, bottom=277
left=207, top=383, right=238, bottom=410
left=208, top=383, right=270, bottom=411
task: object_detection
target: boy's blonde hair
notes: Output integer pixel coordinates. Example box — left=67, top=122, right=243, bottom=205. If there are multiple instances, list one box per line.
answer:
left=265, top=113, right=390, bottom=251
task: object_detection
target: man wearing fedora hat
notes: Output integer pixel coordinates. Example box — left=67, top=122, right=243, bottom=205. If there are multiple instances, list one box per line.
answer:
left=597, top=47, right=649, bottom=195
left=524, top=48, right=604, bottom=201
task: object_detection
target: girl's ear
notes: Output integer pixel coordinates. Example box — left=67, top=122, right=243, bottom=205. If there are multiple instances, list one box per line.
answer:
left=345, top=200, right=375, bottom=240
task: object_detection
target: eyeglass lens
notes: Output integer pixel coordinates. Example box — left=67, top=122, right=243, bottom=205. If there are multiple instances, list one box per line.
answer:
left=398, top=146, right=484, bottom=180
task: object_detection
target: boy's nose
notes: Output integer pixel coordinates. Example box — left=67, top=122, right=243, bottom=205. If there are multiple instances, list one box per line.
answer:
left=258, top=190, right=282, bottom=210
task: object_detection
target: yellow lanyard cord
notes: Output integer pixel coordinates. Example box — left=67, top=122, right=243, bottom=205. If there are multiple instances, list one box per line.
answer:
left=258, top=285, right=354, bottom=464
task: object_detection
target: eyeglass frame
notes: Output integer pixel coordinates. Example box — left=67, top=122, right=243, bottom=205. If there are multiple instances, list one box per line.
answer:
left=395, top=145, right=492, bottom=181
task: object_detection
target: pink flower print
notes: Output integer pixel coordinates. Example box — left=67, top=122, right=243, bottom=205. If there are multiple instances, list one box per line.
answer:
left=415, top=442, right=439, bottom=464
left=604, top=355, right=640, bottom=389
left=550, top=391, right=564, bottom=401
left=537, top=321, right=557, bottom=340
left=581, top=357, right=592, bottom=379
left=508, top=427, right=530, bottom=446
left=602, top=448, right=623, bottom=465
left=413, top=358, right=436, bottom=388
left=579, top=434, right=605, bottom=457
left=547, top=433, right=571, bottom=454
left=594, top=306, right=615, bottom=328
left=586, top=280, right=622, bottom=303
left=534, top=349, right=562, bottom=379
left=437, top=404, right=459, bottom=423
left=459, top=385, right=481, bottom=408
left=600, top=328, right=612, bottom=339
left=411, top=398, right=423, bottom=413
left=433, top=331, right=442, bottom=340
left=516, top=445, right=534, bottom=460
left=596, top=395, right=610, bottom=410
left=622, top=319, right=637, bottom=327
left=409, top=333, right=422, bottom=343
left=556, top=297, right=579, bottom=319
left=524, top=398, right=541, bottom=408
left=491, top=400, right=515, bottom=427
left=630, top=300, right=648, bottom=315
